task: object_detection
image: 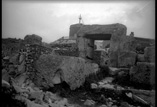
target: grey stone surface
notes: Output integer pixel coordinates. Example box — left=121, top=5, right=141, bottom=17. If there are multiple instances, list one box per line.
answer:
left=35, top=54, right=99, bottom=90
left=118, top=51, right=137, bottom=67
left=144, top=46, right=155, bottom=62
left=130, top=62, right=155, bottom=87
left=24, top=34, right=42, bottom=45
left=137, top=54, right=145, bottom=62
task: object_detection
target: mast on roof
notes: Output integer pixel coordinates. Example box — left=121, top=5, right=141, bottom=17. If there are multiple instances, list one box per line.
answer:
left=79, top=14, right=82, bottom=24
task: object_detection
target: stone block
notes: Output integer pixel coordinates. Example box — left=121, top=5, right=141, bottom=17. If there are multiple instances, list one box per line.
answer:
left=137, top=54, right=145, bottom=62
left=144, top=46, right=155, bottom=62
left=118, top=51, right=137, bottom=67
left=130, top=62, right=155, bottom=88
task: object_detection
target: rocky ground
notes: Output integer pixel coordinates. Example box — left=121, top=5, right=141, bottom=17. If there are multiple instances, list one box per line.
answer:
left=2, top=54, right=155, bottom=107
left=2, top=36, right=155, bottom=107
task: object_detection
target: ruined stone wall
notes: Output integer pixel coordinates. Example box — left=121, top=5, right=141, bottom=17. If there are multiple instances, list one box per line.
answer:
left=109, top=34, right=136, bottom=67
left=24, top=34, right=42, bottom=45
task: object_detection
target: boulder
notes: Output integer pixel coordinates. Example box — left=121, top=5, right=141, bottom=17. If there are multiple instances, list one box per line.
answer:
left=52, top=72, right=61, bottom=84
left=120, top=102, right=131, bottom=107
left=19, top=54, right=25, bottom=64
left=130, top=62, right=155, bottom=87
left=144, top=46, right=155, bottom=62
left=118, top=51, right=137, bottom=67
left=2, top=69, right=10, bottom=82
left=15, top=95, right=48, bottom=107
left=34, top=54, right=63, bottom=88
left=44, top=91, right=61, bottom=103
left=18, top=61, right=26, bottom=73
left=84, top=99, right=95, bottom=106
left=9, top=53, right=19, bottom=65
left=91, top=83, right=98, bottom=89
left=3, top=56, right=10, bottom=60
left=2, top=79, right=10, bottom=88
left=29, top=91, right=44, bottom=102
left=35, top=54, right=99, bottom=90
left=14, top=73, right=28, bottom=87
left=99, top=105, right=108, bottom=107
left=100, top=77, right=114, bottom=84
left=60, top=57, right=99, bottom=90
left=127, top=89, right=155, bottom=107
left=109, top=67, right=120, bottom=76
left=12, top=82, right=29, bottom=93
left=8, top=64, right=16, bottom=74
left=54, top=98, right=68, bottom=107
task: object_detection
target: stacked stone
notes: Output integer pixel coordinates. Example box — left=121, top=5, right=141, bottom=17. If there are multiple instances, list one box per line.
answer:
left=24, top=34, right=42, bottom=74
left=25, top=44, right=42, bottom=73
left=25, top=44, right=33, bottom=73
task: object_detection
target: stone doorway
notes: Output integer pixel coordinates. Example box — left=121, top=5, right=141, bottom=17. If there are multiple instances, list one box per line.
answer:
left=81, top=34, right=112, bottom=60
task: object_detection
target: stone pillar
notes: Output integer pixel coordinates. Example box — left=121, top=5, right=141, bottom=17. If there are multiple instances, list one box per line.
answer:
left=24, top=34, right=42, bottom=74
left=86, top=38, right=94, bottom=59
left=77, top=34, right=86, bottom=58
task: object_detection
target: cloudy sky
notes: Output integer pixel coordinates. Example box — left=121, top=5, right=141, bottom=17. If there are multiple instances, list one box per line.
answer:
left=2, top=0, right=155, bottom=43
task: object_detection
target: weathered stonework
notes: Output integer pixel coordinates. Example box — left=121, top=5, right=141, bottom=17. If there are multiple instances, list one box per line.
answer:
left=35, top=54, right=99, bottom=90
left=73, top=23, right=139, bottom=67
left=144, top=46, right=155, bottom=63
left=130, top=62, right=155, bottom=88
left=118, top=51, right=137, bottom=67
left=76, top=24, right=126, bottom=59
left=24, top=34, right=42, bottom=45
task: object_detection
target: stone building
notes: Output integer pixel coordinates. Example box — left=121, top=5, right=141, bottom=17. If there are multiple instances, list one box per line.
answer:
left=69, top=23, right=155, bottom=67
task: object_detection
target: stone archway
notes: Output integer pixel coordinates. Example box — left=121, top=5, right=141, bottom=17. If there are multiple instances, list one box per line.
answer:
left=84, top=34, right=112, bottom=59
left=76, top=23, right=127, bottom=67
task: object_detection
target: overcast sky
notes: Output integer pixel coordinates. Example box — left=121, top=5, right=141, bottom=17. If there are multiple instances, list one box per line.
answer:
left=2, top=0, right=155, bottom=43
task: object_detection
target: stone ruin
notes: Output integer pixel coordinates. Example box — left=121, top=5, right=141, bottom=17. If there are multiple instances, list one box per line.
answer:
left=70, top=23, right=133, bottom=67
left=70, top=23, right=155, bottom=89
left=1, top=23, right=155, bottom=107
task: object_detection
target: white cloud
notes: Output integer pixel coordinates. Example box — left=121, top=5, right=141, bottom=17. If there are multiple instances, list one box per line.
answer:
left=2, top=0, right=155, bottom=43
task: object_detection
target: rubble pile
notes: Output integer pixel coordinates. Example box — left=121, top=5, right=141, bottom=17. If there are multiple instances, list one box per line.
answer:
left=2, top=78, right=78, bottom=107
left=89, top=76, right=155, bottom=107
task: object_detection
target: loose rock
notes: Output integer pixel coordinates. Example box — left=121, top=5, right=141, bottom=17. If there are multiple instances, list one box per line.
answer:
left=84, top=99, right=95, bottom=106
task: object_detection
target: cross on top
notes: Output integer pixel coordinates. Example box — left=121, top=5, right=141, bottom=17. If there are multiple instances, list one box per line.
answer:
left=79, top=14, right=82, bottom=24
